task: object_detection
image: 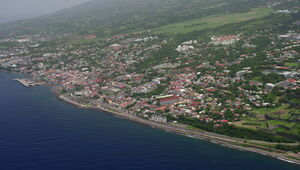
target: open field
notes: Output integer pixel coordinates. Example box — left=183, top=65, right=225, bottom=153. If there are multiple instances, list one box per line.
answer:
left=0, top=46, right=7, bottom=49
left=234, top=119, right=296, bottom=131
left=233, top=120, right=259, bottom=130
left=285, top=62, right=299, bottom=68
left=250, top=104, right=290, bottom=116
left=154, top=8, right=272, bottom=34
left=233, top=104, right=300, bottom=138
left=248, top=104, right=295, bottom=122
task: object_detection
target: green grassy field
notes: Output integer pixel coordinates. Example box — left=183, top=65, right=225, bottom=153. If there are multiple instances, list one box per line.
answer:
left=233, top=120, right=259, bottom=130
left=154, top=8, right=272, bottom=34
left=233, top=104, right=300, bottom=138
left=267, top=120, right=295, bottom=128
left=285, top=62, right=299, bottom=68
left=204, top=2, right=227, bottom=10
left=0, top=46, right=7, bottom=49
left=251, top=76, right=262, bottom=82
left=234, top=119, right=295, bottom=130
left=250, top=104, right=289, bottom=115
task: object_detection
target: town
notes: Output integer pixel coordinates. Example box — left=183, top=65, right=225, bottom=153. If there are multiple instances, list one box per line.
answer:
left=1, top=0, right=300, bottom=152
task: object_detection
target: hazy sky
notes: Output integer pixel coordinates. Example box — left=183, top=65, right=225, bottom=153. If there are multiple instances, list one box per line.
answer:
left=0, top=0, right=92, bottom=23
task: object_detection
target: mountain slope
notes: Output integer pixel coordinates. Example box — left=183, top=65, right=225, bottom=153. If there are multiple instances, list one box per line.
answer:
left=0, top=0, right=267, bottom=38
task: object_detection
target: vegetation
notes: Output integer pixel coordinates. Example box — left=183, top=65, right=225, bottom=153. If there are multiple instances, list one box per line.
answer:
left=177, top=116, right=293, bottom=143
left=155, top=8, right=272, bottom=34
left=275, top=144, right=300, bottom=153
left=285, top=62, right=299, bottom=68
left=0, top=0, right=268, bottom=39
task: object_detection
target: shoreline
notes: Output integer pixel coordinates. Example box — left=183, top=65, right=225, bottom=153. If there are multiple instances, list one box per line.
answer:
left=57, top=94, right=300, bottom=165
left=2, top=70, right=300, bottom=165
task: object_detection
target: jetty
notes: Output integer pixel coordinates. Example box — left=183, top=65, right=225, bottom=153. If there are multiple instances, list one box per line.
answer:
left=14, top=78, right=44, bottom=87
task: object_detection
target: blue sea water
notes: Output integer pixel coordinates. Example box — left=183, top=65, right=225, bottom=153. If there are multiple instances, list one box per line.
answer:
left=0, top=72, right=299, bottom=170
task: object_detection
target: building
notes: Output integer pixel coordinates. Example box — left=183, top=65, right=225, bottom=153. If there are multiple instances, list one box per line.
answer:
left=176, top=45, right=194, bottom=52
left=265, top=83, right=275, bottom=93
left=160, top=96, right=180, bottom=106
left=211, top=35, right=239, bottom=45
left=150, top=115, right=167, bottom=123
left=109, top=44, right=123, bottom=51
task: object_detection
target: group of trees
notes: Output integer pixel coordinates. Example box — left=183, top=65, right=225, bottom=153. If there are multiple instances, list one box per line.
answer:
left=177, top=115, right=294, bottom=143
left=275, top=144, right=300, bottom=153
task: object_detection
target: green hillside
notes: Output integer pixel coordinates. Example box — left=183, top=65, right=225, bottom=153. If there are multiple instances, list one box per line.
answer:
left=0, top=0, right=268, bottom=38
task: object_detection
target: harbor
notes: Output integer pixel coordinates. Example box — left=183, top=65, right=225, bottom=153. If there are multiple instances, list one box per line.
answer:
left=14, top=78, right=44, bottom=87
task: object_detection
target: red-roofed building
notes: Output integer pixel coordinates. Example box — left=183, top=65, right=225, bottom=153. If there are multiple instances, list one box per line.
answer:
left=287, top=79, right=297, bottom=82
left=155, top=106, right=168, bottom=111
left=160, top=96, right=180, bottom=106
left=206, top=88, right=217, bottom=92
left=277, top=66, right=289, bottom=70
left=83, top=35, right=97, bottom=40
left=221, top=120, right=229, bottom=123
left=94, top=79, right=102, bottom=83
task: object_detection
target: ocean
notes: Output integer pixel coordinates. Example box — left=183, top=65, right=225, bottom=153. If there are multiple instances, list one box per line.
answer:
left=0, top=72, right=299, bottom=170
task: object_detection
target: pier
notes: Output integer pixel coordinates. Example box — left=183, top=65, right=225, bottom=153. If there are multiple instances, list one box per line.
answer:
left=14, top=78, right=44, bottom=87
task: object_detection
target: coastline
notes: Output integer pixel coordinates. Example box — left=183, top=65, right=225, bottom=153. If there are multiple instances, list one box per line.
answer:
left=56, top=93, right=300, bottom=165
left=2, top=70, right=299, bottom=165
